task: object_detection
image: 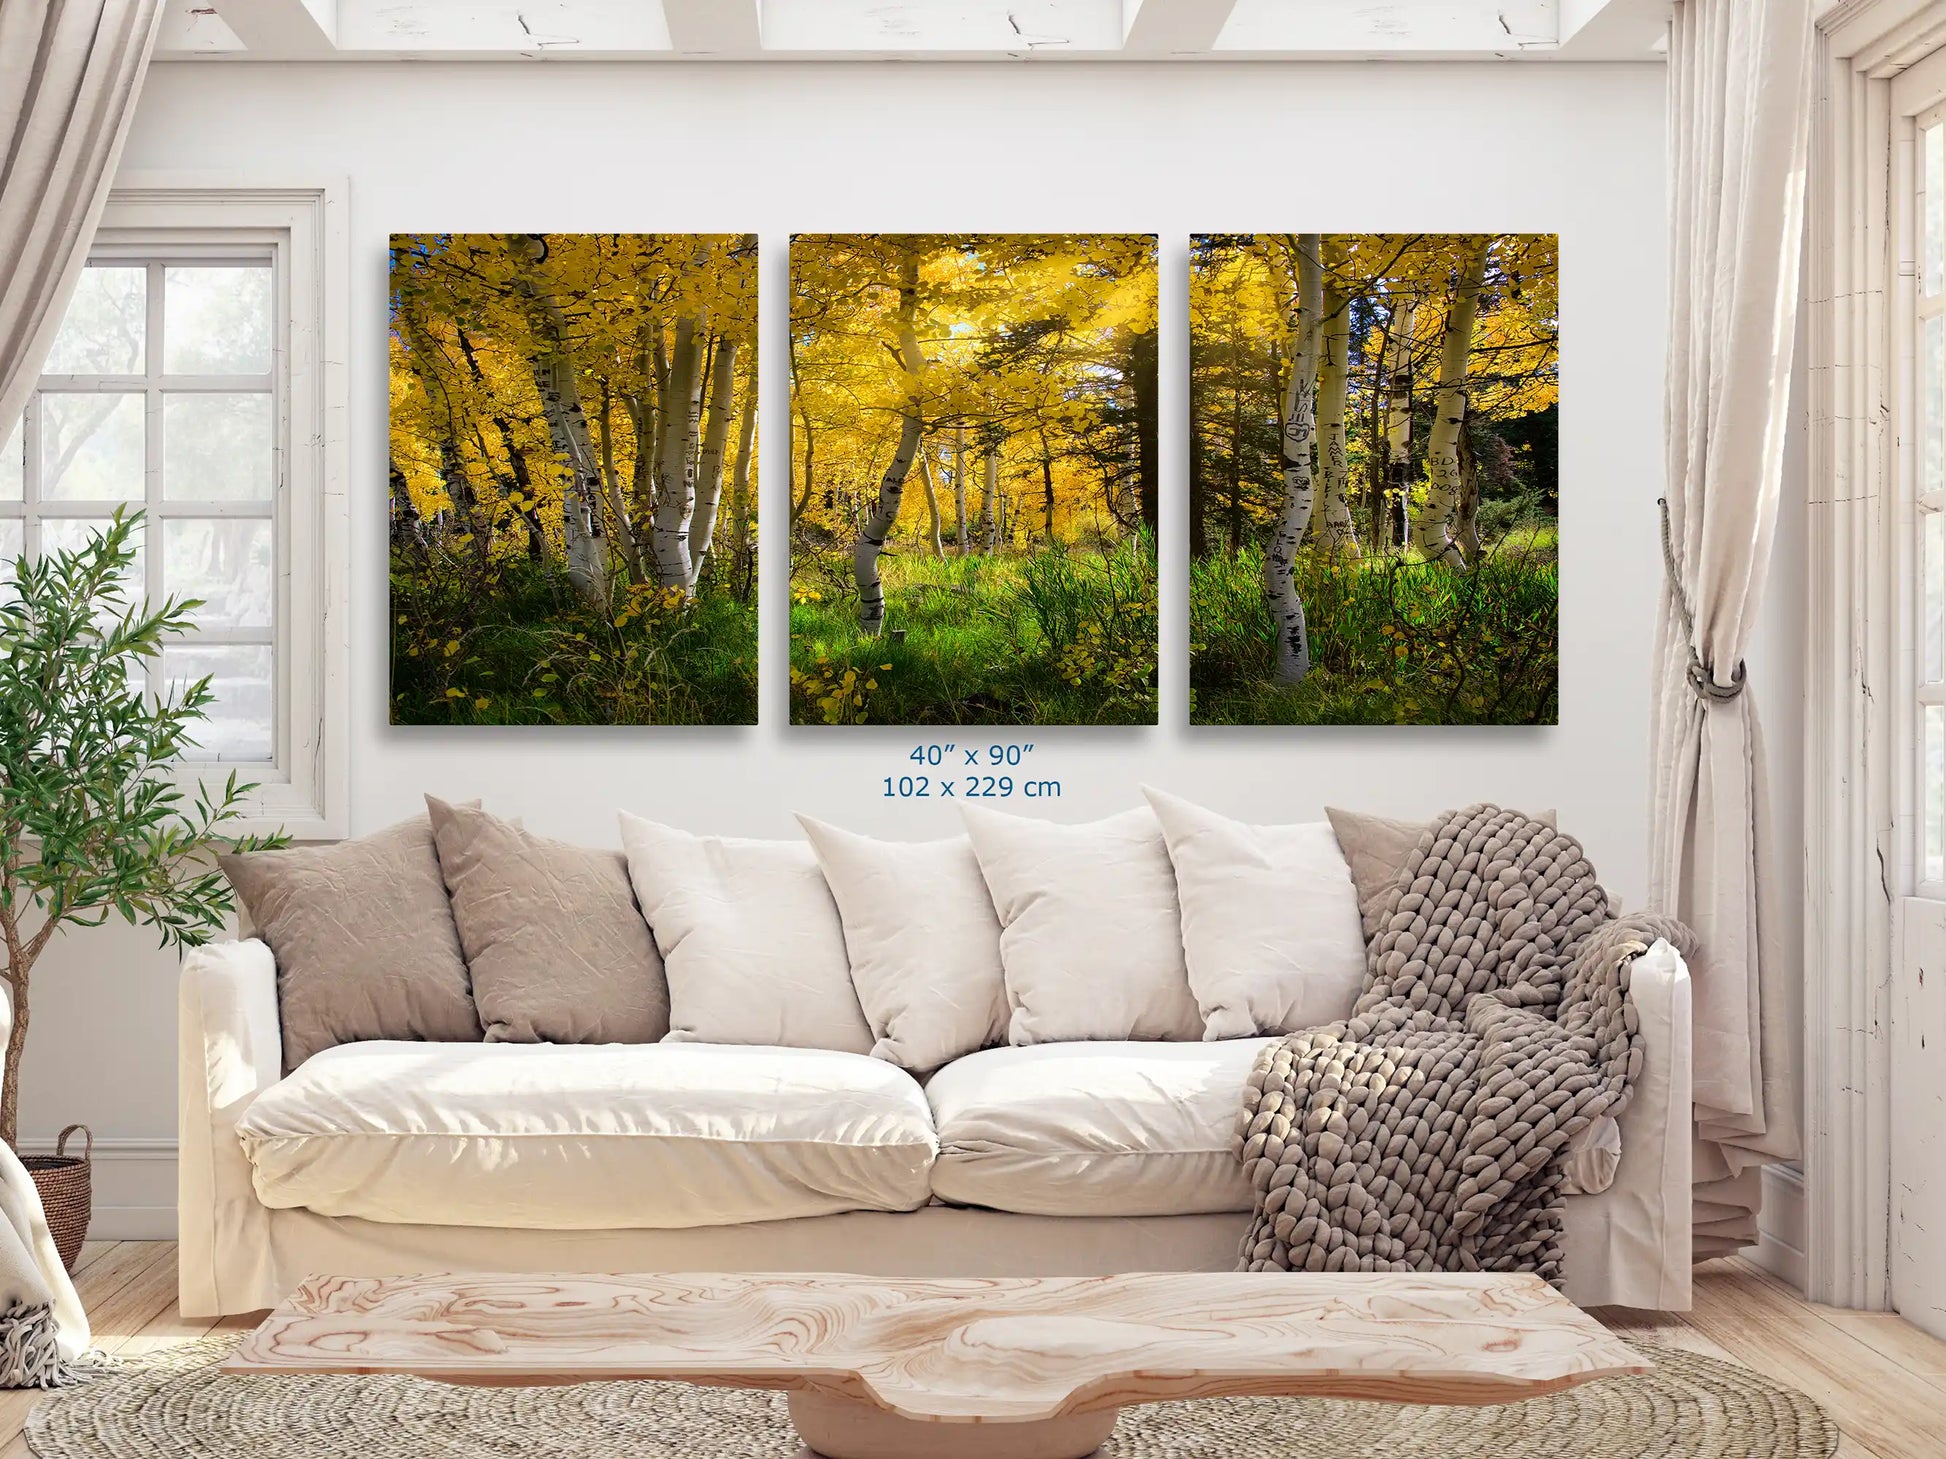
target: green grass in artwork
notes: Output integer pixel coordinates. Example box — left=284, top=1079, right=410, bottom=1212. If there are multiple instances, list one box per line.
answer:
left=790, top=534, right=1157, bottom=726
left=1191, top=530, right=1559, bottom=726
left=392, top=557, right=756, bottom=726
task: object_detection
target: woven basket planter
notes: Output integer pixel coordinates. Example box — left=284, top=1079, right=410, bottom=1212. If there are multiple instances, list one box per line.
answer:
left=23, top=1125, right=92, bottom=1273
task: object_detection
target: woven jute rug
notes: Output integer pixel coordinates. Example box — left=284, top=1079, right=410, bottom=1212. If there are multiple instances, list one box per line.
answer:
left=25, top=1335, right=1837, bottom=1459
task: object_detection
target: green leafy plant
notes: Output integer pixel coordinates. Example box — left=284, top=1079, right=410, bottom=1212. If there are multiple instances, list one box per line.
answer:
left=0, top=510, right=287, bottom=1145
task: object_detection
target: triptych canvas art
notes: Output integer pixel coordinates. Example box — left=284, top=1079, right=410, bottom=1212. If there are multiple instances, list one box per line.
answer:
left=388, top=233, right=1558, bottom=729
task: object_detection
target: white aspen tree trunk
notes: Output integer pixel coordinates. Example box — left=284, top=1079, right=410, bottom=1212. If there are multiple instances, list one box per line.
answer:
left=981, top=445, right=998, bottom=555
left=653, top=314, right=708, bottom=588
left=503, top=235, right=607, bottom=604
left=855, top=245, right=925, bottom=636
left=1382, top=297, right=1416, bottom=554
left=918, top=445, right=946, bottom=559
left=952, top=424, right=969, bottom=558
left=1317, top=281, right=1358, bottom=558
left=687, top=335, right=740, bottom=590
left=1415, top=237, right=1488, bottom=568
left=1270, top=234, right=1323, bottom=684
left=728, top=347, right=757, bottom=599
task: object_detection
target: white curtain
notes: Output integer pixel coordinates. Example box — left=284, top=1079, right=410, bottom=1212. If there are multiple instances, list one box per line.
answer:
left=0, top=0, right=165, bottom=432
left=1651, top=0, right=1814, bottom=1259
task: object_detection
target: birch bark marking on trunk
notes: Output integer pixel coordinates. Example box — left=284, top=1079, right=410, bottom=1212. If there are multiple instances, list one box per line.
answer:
left=653, top=313, right=707, bottom=588
left=689, top=335, right=741, bottom=589
left=1416, top=238, right=1487, bottom=568
left=729, top=347, right=757, bottom=600
left=1318, top=277, right=1358, bottom=558
left=855, top=245, right=925, bottom=636
left=918, top=446, right=946, bottom=559
left=1382, top=297, right=1416, bottom=553
left=981, top=444, right=998, bottom=554
left=1270, top=235, right=1323, bottom=684
left=952, top=424, right=969, bottom=557
left=504, top=234, right=607, bottom=604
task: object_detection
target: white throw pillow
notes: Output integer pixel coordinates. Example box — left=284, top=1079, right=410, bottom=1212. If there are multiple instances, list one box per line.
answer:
left=797, top=816, right=1007, bottom=1073
left=618, top=811, right=872, bottom=1054
left=960, top=803, right=1201, bottom=1045
left=1144, top=787, right=1368, bottom=1041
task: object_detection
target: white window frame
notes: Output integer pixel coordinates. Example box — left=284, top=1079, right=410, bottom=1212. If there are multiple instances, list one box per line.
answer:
left=91, top=177, right=349, bottom=840
left=1895, top=69, right=1946, bottom=902
left=1806, top=0, right=1946, bottom=1312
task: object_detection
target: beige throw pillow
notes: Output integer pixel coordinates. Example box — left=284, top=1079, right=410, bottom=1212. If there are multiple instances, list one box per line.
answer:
left=427, top=797, right=668, bottom=1045
left=618, top=811, right=873, bottom=1055
left=797, top=815, right=1007, bottom=1072
left=961, top=803, right=1202, bottom=1045
left=1144, top=788, right=1366, bottom=1040
left=220, top=815, right=483, bottom=1072
left=1326, top=805, right=1559, bottom=939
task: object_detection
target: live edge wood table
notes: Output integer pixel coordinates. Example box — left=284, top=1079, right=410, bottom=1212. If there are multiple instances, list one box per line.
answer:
left=225, top=1270, right=1647, bottom=1459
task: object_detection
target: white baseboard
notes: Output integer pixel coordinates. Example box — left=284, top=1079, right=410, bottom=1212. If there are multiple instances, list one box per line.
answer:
left=15, top=1136, right=179, bottom=1242
left=1751, top=1162, right=1808, bottom=1293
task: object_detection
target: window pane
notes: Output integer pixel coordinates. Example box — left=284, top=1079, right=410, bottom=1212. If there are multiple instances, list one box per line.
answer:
left=39, top=517, right=144, bottom=608
left=0, top=420, right=19, bottom=502
left=163, top=518, right=272, bottom=628
left=40, top=394, right=144, bottom=501
left=1928, top=123, right=1944, bottom=298
left=0, top=520, right=19, bottom=590
left=162, top=393, right=271, bottom=500
left=165, top=644, right=273, bottom=761
left=165, top=267, right=272, bottom=374
left=1929, top=316, right=1945, bottom=497
left=43, top=267, right=146, bottom=374
left=1927, top=512, right=1945, bottom=685
left=1928, top=704, right=1945, bottom=884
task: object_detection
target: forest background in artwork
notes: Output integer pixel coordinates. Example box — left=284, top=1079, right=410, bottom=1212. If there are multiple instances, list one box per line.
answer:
left=1190, top=234, right=1558, bottom=726
left=389, top=233, right=757, bottom=726
left=790, top=233, right=1158, bottom=726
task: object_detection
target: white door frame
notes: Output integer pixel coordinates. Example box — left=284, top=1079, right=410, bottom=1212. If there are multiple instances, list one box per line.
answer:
left=1805, top=0, right=1946, bottom=1310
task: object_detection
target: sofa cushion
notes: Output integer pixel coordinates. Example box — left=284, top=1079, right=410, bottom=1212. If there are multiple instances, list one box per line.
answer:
left=1144, top=787, right=1367, bottom=1040
left=961, top=805, right=1201, bottom=1045
left=924, top=1040, right=1275, bottom=1217
left=796, top=816, right=1007, bottom=1073
left=236, top=1041, right=937, bottom=1229
left=619, top=811, right=873, bottom=1055
left=219, top=814, right=484, bottom=1073
left=1326, top=805, right=1558, bottom=939
left=428, top=797, right=668, bottom=1046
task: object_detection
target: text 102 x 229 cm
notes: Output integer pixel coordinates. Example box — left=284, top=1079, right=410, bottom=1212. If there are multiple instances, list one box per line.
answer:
left=884, top=743, right=1059, bottom=800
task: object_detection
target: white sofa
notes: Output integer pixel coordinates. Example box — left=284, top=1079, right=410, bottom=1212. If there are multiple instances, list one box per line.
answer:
left=178, top=936, right=1694, bottom=1318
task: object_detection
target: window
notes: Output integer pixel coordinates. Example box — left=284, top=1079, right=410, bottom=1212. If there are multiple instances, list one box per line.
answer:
left=1914, top=108, right=1946, bottom=892
left=4, top=253, right=278, bottom=762
left=0, top=182, right=347, bottom=837
left=1914, top=106, right=1946, bottom=895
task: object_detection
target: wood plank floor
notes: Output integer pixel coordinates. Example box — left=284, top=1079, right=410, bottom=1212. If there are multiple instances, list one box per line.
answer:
left=3, top=1245, right=1941, bottom=1457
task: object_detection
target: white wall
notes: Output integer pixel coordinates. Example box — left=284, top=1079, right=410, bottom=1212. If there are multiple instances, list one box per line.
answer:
left=24, top=59, right=1676, bottom=1234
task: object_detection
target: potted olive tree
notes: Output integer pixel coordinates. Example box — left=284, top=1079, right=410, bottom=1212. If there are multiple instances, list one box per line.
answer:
left=0, top=510, right=286, bottom=1264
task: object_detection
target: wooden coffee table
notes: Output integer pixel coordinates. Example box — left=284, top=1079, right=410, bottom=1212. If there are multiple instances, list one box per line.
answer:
left=227, top=1270, right=1647, bottom=1459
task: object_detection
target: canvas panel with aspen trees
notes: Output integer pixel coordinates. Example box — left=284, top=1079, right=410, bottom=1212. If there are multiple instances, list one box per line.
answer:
left=789, top=233, right=1159, bottom=726
left=389, top=234, right=758, bottom=726
left=1189, top=234, right=1559, bottom=726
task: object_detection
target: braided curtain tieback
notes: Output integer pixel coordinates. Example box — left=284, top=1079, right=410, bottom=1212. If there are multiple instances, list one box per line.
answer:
left=1657, top=495, right=1747, bottom=701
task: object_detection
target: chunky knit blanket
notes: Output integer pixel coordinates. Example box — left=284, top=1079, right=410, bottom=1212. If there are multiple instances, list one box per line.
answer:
left=1234, top=804, right=1693, bottom=1285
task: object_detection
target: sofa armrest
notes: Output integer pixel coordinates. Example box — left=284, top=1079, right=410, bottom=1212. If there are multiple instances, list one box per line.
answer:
left=1561, top=938, right=1694, bottom=1310
left=178, top=939, right=282, bottom=1317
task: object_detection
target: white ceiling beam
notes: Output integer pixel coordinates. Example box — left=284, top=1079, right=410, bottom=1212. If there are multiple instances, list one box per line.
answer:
left=662, top=0, right=760, bottom=54
left=1555, top=0, right=1670, bottom=59
left=760, top=0, right=1121, bottom=54
left=211, top=0, right=337, bottom=55
left=1121, top=0, right=1239, bottom=54
left=1217, top=0, right=1557, bottom=55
